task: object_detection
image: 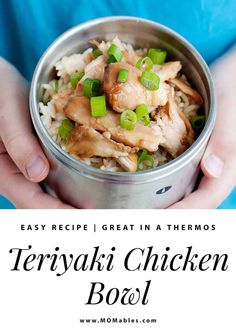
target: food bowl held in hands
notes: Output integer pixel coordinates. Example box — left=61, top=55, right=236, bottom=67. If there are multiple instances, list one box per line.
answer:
left=30, top=16, right=216, bottom=208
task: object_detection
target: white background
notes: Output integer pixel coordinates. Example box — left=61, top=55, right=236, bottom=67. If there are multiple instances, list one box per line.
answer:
left=0, top=210, right=235, bottom=331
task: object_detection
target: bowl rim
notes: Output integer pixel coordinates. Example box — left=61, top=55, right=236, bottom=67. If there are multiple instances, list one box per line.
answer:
left=30, top=15, right=216, bottom=183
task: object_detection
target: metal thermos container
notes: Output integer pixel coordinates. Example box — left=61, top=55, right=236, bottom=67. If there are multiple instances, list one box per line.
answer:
left=30, top=17, right=216, bottom=208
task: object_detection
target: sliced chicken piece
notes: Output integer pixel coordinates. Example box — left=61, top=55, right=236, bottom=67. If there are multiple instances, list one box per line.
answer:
left=116, top=153, right=138, bottom=172
left=154, top=88, right=194, bottom=157
left=64, top=96, right=164, bottom=152
left=123, top=49, right=139, bottom=66
left=89, top=39, right=100, bottom=48
left=64, top=96, right=107, bottom=131
left=53, top=88, right=74, bottom=112
left=67, top=126, right=133, bottom=158
left=80, top=55, right=106, bottom=82
left=97, top=40, right=110, bottom=55
left=92, top=36, right=139, bottom=66
left=104, top=62, right=169, bottom=112
left=75, top=83, right=84, bottom=96
left=111, top=36, right=126, bottom=51
left=108, top=122, right=163, bottom=152
left=153, top=61, right=182, bottom=81
left=169, top=78, right=203, bottom=105
left=90, top=37, right=125, bottom=57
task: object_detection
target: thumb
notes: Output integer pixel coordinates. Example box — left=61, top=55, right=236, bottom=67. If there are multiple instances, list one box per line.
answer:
left=200, top=143, right=225, bottom=179
left=201, top=54, right=236, bottom=179
left=0, top=58, right=49, bottom=182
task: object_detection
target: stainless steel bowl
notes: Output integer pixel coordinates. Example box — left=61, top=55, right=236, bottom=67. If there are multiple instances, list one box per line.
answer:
left=30, top=16, right=216, bottom=208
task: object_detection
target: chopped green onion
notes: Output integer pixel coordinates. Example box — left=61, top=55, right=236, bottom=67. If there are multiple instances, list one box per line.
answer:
left=137, top=150, right=154, bottom=171
left=136, top=57, right=153, bottom=71
left=53, top=80, right=59, bottom=93
left=136, top=104, right=150, bottom=126
left=147, top=48, right=167, bottom=65
left=59, top=118, right=75, bottom=140
left=107, top=55, right=116, bottom=64
left=90, top=95, right=107, bottom=117
left=70, top=71, right=84, bottom=89
left=117, top=69, right=128, bottom=83
left=140, top=71, right=160, bottom=90
left=83, top=78, right=100, bottom=97
left=92, top=48, right=102, bottom=58
left=107, top=44, right=123, bottom=62
left=120, top=110, right=137, bottom=130
left=191, top=115, right=206, bottom=131
left=42, top=96, right=51, bottom=105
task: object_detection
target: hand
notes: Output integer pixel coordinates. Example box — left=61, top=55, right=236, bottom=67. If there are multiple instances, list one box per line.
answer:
left=0, top=57, right=74, bottom=208
left=171, top=49, right=236, bottom=208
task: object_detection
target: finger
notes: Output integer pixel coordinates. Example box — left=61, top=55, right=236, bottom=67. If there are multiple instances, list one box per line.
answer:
left=0, top=141, right=73, bottom=209
left=201, top=53, right=236, bottom=179
left=0, top=58, right=49, bottom=182
left=170, top=168, right=236, bottom=209
left=200, top=121, right=235, bottom=179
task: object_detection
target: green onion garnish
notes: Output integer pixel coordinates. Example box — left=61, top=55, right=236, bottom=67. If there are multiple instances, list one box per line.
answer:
left=59, top=118, right=75, bottom=140
left=117, top=69, right=128, bottom=83
left=53, top=80, right=59, bottom=93
left=107, top=55, right=116, bottom=64
left=136, top=57, right=153, bottom=71
left=70, top=71, right=84, bottom=89
left=147, top=48, right=167, bottom=65
left=140, top=71, right=160, bottom=90
left=42, top=96, right=51, bottom=105
left=92, top=48, right=102, bottom=58
left=90, top=95, right=107, bottom=117
left=120, top=110, right=137, bottom=130
left=137, top=150, right=154, bottom=171
left=136, top=104, right=150, bottom=126
left=83, top=78, right=100, bottom=97
left=191, top=115, right=206, bottom=131
left=107, top=44, right=123, bottom=63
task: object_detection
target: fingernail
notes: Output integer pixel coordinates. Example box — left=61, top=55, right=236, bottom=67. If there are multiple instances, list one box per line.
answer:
left=204, top=154, right=224, bottom=178
left=26, top=155, right=47, bottom=180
